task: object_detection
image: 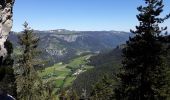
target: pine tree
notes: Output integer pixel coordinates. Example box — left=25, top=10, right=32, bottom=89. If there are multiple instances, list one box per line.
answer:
left=90, top=75, right=115, bottom=100
left=43, top=81, right=57, bottom=100
left=68, top=89, right=79, bottom=100
left=0, top=40, right=17, bottom=97
left=115, top=0, right=170, bottom=100
left=15, top=22, right=45, bottom=100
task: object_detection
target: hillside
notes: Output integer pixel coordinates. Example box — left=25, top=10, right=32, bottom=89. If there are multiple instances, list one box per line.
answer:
left=38, top=54, right=94, bottom=93
left=9, top=30, right=131, bottom=66
left=72, top=47, right=123, bottom=96
left=71, top=42, right=170, bottom=97
left=9, top=29, right=132, bottom=98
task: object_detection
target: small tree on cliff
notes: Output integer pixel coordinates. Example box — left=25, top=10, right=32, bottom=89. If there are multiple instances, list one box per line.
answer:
left=15, top=22, right=44, bottom=100
left=0, top=40, right=17, bottom=97
left=115, top=0, right=170, bottom=100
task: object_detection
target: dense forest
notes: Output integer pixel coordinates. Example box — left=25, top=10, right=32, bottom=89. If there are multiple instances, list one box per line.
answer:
left=0, top=0, right=170, bottom=100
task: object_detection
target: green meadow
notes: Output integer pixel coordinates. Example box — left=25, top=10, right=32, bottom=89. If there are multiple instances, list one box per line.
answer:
left=39, top=54, right=94, bottom=90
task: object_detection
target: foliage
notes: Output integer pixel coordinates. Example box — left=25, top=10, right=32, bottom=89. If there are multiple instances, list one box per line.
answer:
left=115, top=0, right=170, bottom=100
left=0, top=40, right=17, bottom=97
left=59, top=88, right=79, bottom=100
left=90, top=75, right=115, bottom=100
left=39, top=54, right=93, bottom=93
left=72, top=47, right=122, bottom=97
left=15, top=22, right=45, bottom=100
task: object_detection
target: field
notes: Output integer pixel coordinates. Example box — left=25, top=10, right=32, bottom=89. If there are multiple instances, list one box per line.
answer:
left=39, top=54, right=94, bottom=91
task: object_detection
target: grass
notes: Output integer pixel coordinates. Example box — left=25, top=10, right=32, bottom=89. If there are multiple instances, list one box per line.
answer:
left=63, top=77, right=76, bottom=87
left=39, top=54, right=94, bottom=93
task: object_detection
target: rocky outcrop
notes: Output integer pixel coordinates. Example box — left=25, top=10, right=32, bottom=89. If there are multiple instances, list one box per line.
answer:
left=54, top=34, right=81, bottom=42
left=0, top=0, right=14, bottom=59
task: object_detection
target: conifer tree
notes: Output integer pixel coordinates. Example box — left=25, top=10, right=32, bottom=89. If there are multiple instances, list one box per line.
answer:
left=15, top=22, right=44, bottom=100
left=68, top=89, right=79, bottom=100
left=43, top=81, right=57, bottom=100
left=59, top=88, right=79, bottom=100
left=90, top=75, right=115, bottom=100
left=115, top=0, right=170, bottom=100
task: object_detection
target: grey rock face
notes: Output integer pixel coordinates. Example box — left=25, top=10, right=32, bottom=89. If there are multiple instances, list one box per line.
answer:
left=55, top=34, right=81, bottom=42
left=0, top=0, right=14, bottom=58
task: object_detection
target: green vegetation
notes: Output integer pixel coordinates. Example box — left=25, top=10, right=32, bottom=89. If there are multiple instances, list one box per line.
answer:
left=1, top=0, right=170, bottom=100
left=72, top=47, right=122, bottom=97
left=39, top=63, right=70, bottom=88
left=15, top=22, right=54, bottom=100
left=39, top=54, right=94, bottom=93
left=115, top=0, right=170, bottom=99
left=10, top=30, right=131, bottom=66
left=0, top=40, right=17, bottom=97
left=90, top=75, right=115, bottom=100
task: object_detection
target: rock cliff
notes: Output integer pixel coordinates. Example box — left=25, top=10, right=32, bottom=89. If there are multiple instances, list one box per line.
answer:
left=0, top=0, right=14, bottom=59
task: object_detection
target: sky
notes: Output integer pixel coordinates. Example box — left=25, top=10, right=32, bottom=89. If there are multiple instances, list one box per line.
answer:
left=12, top=0, right=170, bottom=32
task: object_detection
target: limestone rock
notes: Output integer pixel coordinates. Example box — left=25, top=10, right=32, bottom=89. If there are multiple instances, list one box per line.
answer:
left=0, top=0, right=14, bottom=58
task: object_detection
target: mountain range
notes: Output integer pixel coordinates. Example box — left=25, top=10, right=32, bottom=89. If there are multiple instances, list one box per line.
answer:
left=9, top=29, right=131, bottom=66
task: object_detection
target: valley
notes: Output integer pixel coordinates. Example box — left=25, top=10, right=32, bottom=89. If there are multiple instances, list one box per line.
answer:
left=39, top=54, right=94, bottom=92
left=9, top=30, right=131, bottom=66
left=1, top=0, right=170, bottom=99
left=9, top=29, right=131, bottom=98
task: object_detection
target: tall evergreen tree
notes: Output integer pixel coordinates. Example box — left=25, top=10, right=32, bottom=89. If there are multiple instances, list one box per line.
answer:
left=115, top=0, right=170, bottom=100
left=15, top=22, right=45, bottom=100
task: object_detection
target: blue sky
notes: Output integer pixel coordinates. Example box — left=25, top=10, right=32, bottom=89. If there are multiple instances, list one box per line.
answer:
left=12, top=0, right=170, bottom=32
